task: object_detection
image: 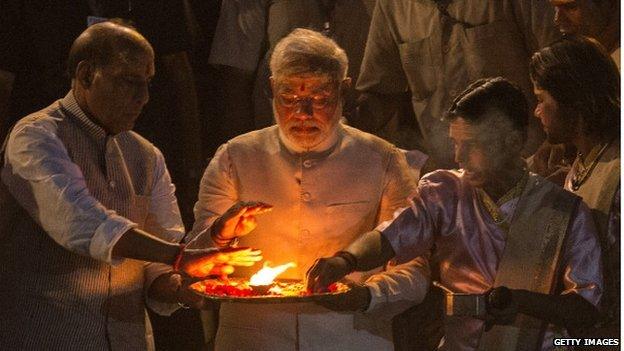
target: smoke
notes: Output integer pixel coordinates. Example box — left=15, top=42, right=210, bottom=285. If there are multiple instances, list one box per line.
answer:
left=472, top=108, right=525, bottom=168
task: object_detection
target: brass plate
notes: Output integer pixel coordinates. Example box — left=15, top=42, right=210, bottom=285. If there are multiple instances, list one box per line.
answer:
left=190, top=278, right=349, bottom=304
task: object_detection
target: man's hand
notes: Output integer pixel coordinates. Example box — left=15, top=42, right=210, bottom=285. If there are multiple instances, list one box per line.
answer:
left=306, top=256, right=353, bottom=293
left=483, top=286, right=518, bottom=331
left=212, top=201, right=273, bottom=242
left=176, top=275, right=209, bottom=309
left=315, top=283, right=372, bottom=312
left=149, top=272, right=209, bottom=309
left=180, top=247, right=262, bottom=278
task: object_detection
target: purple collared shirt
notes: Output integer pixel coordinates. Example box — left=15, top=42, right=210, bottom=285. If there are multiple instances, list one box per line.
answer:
left=379, top=170, right=602, bottom=350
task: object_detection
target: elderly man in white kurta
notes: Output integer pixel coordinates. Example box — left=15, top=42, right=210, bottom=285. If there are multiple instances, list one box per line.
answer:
left=189, top=28, right=430, bottom=350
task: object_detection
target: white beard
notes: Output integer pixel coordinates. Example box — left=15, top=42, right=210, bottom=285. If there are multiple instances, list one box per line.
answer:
left=274, top=101, right=342, bottom=153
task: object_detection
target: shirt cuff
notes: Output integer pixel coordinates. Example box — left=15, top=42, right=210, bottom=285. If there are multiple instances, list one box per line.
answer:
left=363, top=272, right=430, bottom=317
left=365, top=281, right=388, bottom=313
left=89, top=212, right=137, bottom=265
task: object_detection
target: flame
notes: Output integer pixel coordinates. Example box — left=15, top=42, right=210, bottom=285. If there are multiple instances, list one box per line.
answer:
left=249, top=262, right=296, bottom=286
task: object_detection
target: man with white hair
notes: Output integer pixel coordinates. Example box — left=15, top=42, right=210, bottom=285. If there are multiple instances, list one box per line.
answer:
left=190, top=28, right=429, bottom=350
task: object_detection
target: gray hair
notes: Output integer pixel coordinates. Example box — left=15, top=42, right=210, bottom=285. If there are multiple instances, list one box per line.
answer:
left=270, top=28, right=348, bottom=82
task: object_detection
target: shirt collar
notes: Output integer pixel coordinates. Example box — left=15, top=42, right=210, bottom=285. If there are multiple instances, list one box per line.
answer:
left=59, top=91, right=108, bottom=141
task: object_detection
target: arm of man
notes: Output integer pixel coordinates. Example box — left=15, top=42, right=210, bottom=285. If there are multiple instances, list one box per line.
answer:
left=308, top=175, right=439, bottom=292
left=362, top=147, right=430, bottom=315
left=487, top=201, right=603, bottom=330
left=2, top=115, right=255, bottom=274
left=4, top=119, right=143, bottom=264
left=351, top=0, right=409, bottom=134
left=317, top=148, right=431, bottom=312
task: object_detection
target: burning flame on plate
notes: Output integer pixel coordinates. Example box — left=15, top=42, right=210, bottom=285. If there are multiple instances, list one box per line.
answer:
left=249, top=262, right=296, bottom=286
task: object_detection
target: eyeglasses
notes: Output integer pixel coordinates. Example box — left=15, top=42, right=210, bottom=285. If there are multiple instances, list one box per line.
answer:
left=276, top=93, right=337, bottom=110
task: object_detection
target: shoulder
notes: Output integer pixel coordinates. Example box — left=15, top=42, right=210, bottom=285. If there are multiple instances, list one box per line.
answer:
left=416, top=169, right=464, bottom=201
left=11, top=101, right=64, bottom=134
left=8, top=101, right=66, bottom=147
left=225, top=126, right=280, bottom=153
left=419, top=169, right=463, bottom=187
left=341, top=124, right=400, bottom=157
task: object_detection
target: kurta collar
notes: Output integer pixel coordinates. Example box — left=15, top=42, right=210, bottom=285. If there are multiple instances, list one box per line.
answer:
left=59, top=91, right=108, bottom=141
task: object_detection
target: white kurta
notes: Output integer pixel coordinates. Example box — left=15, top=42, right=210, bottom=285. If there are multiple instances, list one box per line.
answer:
left=191, top=124, right=429, bottom=351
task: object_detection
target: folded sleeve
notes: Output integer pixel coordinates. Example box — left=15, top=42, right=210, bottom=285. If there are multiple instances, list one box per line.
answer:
left=365, top=255, right=430, bottom=319
left=3, top=119, right=137, bottom=264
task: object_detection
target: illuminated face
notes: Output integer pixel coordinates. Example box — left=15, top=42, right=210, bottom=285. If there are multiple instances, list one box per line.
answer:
left=532, top=83, right=577, bottom=144
left=85, top=50, right=155, bottom=134
left=449, top=117, right=513, bottom=188
left=272, top=74, right=343, bottom=149
left=550, top=0, right=584, bottom=34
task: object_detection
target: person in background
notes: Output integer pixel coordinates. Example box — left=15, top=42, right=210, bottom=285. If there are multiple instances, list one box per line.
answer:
left=308, top=77, right=603, bottom=351
left=0, top=22, right=260, bottom=350
left=353, top=0, right=560, bottom=169
left=549, top=0, right=619, bottom=68
left=190, top=28, right=430, bottom=351
left=530, top=0, right=620, bottom=185
left=207, top=0, right=377, bottom=145
left=531, top=35, right=620, bottom=340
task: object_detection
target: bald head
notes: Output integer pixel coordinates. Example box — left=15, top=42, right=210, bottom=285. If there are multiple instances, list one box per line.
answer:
left=67, top=21, right=154, bottom=79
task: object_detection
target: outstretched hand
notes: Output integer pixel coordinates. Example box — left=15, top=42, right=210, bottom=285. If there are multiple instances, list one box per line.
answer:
left=212, top=201, right=273, bottom=241
left=306, top=256, right=352, bottom=293
left=180, top=246, right=262, bottom=278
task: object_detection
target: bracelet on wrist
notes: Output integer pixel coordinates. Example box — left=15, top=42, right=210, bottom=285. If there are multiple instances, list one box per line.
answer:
left=333, top=251, right=358, bottom=273
left=211, top=227, right=238, bottom=247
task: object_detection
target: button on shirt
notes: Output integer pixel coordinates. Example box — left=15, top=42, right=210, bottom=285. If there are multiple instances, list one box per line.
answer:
left=190, top=123, right=430, bottom=351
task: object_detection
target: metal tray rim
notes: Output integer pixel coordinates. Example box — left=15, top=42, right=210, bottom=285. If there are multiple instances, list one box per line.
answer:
left=190, top=279, right=349, bottom=304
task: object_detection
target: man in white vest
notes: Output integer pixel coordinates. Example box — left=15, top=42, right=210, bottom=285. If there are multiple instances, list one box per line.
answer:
left=308, top=77, right=603, bottom=351
left=190, top=28, right=430, bottom=350
left=0, top=22, right=260, bottom=351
